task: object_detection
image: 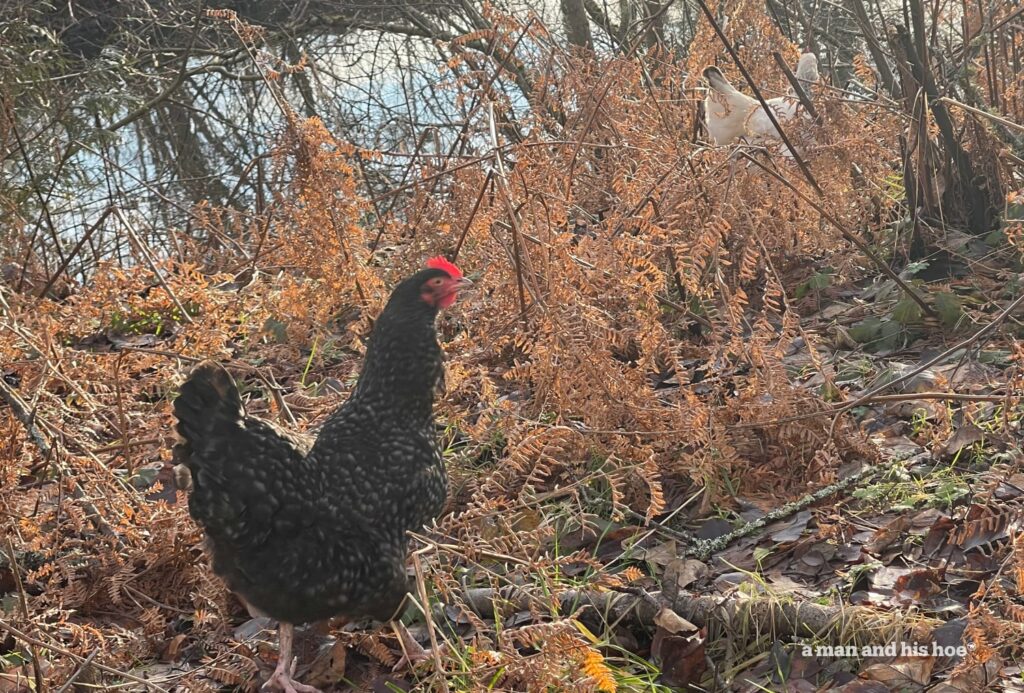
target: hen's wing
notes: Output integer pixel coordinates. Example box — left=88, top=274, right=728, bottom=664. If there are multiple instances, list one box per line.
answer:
left=745, top=98, right=798, bottom=139
left=173, top=362, right=321, bottom=548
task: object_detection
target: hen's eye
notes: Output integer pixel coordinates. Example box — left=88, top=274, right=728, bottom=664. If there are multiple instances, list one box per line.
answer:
left=428, top=278, right=444, bottom=287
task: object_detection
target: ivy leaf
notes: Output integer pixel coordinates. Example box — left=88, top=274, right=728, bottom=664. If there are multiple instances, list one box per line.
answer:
left=849, top=317, right=882, bottom=344
left=129, top=466, right=161, bottom=491
left=984, top=229, right=1005, bottom=247
left=893, top=295, right=923, bottom=325
left=899, top=261, right=929, bottom=279
left=877, top=320, right=903, bottom=351
left=796, top=270, right=833, bottom=299
left=934, top=292, right=962, bottom=328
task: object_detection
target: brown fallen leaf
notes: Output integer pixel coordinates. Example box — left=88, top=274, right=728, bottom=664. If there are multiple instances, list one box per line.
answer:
left=832, top=681, right=891, bottom=692
left=864, top=515, right=911, bottom=555
left=638, top=540, right=678, bottom=567
left=651, top=627, right=706, bottom=689
left=951, top=507, right=1014, bottom=551
left=160, top=633, right=189, bottom=662
left=768, top=510, right=813, bottom=543
left=0, top=669, right=31, bottom=693
left=304, top=639, right=348, bottom=689
left=661, top=558, right=708, bottom=604
left=933, top=424, right=984, bottom=460
left=893, top=568, right=945, bottom=604
left=928, top=654, right=1001, bottom=691
left=909, top=508, right=947, bottom=531
left=653, top=607, right=697, bottom=635
left=922, top=516, right=957, bottom=556
left=870, top=565, right=914, bottom=593
left=860, top=654, right=935, bottom=688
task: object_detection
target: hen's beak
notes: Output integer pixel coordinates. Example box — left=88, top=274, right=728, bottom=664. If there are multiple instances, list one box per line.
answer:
left=454, top=277, right=474, bottom=290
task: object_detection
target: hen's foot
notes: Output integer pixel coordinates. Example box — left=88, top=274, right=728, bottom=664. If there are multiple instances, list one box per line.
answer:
left=262, top=660, right=321, bottom=693
left=261, top=621, right=320, bottom=693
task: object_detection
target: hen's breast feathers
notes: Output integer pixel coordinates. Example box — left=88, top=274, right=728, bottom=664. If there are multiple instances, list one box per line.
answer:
left=312, top=406, right=447, bottom=532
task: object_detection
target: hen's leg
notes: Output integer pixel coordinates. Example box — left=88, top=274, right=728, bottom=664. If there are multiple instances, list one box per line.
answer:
left=263, top=622, right=321, bottom=693
left=391, top=620, right=448, bottom=671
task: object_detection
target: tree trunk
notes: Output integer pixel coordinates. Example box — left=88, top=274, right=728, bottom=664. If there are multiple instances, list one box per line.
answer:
left=561, top=0, right=593, bottom=50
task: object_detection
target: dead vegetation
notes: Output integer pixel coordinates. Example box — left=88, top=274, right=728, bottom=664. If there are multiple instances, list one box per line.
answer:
left=2, top=3, right=1024, bottom=692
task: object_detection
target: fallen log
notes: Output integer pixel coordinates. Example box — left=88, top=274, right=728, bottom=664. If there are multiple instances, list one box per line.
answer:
left=445, top=585, right=934, bottom=648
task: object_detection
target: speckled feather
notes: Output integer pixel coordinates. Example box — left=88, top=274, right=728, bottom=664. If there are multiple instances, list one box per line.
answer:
left=173, top=268, right=454, bottom=625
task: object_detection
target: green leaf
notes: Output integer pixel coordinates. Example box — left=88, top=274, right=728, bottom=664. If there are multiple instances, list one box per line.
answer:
left=877, top=320, right=903, bottom=351
left=984, top=228, right=1006, bottom=247
left=820, top=382, right=843, bottom=401
left=892, top=295, right=923, bottom=325
left=129, top=466, right=161, bottom=491
left=934, top=292, right=962, bottom=328
left=796, top=270, right=833, bottom=299
left=900, top=261, right=929, bottom=279
left=977, top=350, right=1011, bottom=365
left=807, top=270, right=833, bottom=290
left=849, top=317, right=882, bottom=344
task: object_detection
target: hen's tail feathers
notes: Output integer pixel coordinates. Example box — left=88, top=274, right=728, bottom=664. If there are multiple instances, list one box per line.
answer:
left=703, top=66, right=739, bottom=95
left=173, top=361, right=244, bottom=484
left=795, top=53, right=819, bottom=83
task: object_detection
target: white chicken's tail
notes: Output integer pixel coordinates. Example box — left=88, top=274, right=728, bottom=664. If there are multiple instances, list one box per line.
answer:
left=795, top=53, right=819, bottom=84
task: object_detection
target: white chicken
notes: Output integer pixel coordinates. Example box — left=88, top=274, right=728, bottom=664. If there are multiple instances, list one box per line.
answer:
left=702, top=53, right=819, bottom=149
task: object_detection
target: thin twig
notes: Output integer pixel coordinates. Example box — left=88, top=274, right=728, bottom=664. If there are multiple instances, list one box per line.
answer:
left=411, top=552, right=448, bottom=690
left=113, top=207, right=195, bottom=324
left=938, top=96, right=1024, bottom=134
left=104, top=1, right=208, bottom=132
left=772, top=51, right=819, bottom=120
left=55, top=649, right=99, bottom=693
left=0, top=377, right=118, bottom=540
left=38, top=206, right=115, bottom=298
left=856, top=392, right=1010, bottom=404
left=0, top=618, right=171, bottom=693
left=3, top=538, right=44, bottom=693
left=90, top=438, right=163, bottom=455
left=367, top=153, right=496, bottom=207
left=487, top=103, right=530, bottom=323
left=739, top=152, right=937, bottom=319
left=452, top=169, right=494, bottom=260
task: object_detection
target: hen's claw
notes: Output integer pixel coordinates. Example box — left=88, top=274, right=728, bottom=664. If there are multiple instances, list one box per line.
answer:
left=261, top=622, right=321, bottom=693
left=263, top=662, right=321, bottom=693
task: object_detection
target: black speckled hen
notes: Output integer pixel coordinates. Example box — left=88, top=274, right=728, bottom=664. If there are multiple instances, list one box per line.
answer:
left=173, top=257, right=470, bottom=693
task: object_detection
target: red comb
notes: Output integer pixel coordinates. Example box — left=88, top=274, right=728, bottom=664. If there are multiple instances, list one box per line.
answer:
left=425, top=256, right=462, bottom=279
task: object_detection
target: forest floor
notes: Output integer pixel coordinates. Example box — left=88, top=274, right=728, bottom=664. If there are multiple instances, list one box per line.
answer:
left=2, top=233, right=1023, bottom=693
